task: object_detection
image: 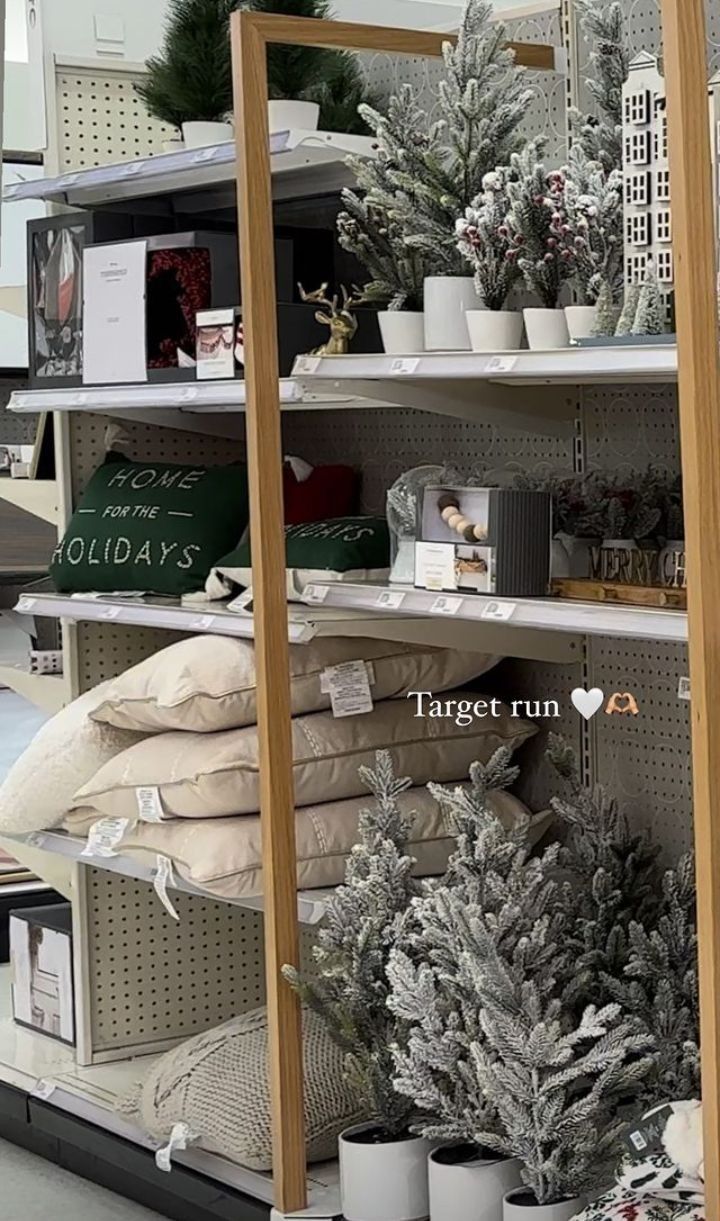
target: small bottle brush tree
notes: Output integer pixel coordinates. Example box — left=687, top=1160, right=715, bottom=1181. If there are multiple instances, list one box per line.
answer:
left=456, top=168, right=522, bottom=311
left=283, top=752, right=419, bottom=1135
left=504, top=142, right=572, bottom=310
left=632, top=261, right=668, bottom=336
left=615, top=284, right=641, bottom=337
left=340, top=0, right=532, bottom=302
left=135, top=0, right=237, bottom=129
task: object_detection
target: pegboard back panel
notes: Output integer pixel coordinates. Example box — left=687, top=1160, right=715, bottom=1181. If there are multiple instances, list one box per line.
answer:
left=583, top=384, right=680, bottom=475
left=282, top=406, right=575, bottom=516
left=56, top=68, right=176, bottom=172
left=78, top=867, right=266, bottom=1061
left=76, top=622, right=195, bottom=691
left=587, top=638, right=692, bottom=862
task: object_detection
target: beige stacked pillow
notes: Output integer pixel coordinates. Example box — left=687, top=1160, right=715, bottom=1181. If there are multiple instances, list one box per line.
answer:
left=71, top=693, right=537, bottom=823
left=90, top=634, right=500, bottom=734
left=65, top=787, right=552, bottom=900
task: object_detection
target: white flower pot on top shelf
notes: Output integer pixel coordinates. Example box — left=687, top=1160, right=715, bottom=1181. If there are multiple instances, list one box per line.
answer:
left=555, top=534, right=598, bottom=580
left=551, top=538, right=570, bottom=579
left=424, top=277, right=477, bottom=351
left=182, top=120, right=233, bottom=148
left=523, top=309, right=570, bottom=351
left=268, top=99, right=320, bottom=132
left=429, top=1145, right=522, bottom=1221
left=340, top=1122, right=433, bottom=1221
left=379, top=311, right=426, bottom=355
left=564, top=305, right=598, bottom=342
left=503, top=1189, right=586, bottom=1221
left=466, top=310, right=524, bottom=353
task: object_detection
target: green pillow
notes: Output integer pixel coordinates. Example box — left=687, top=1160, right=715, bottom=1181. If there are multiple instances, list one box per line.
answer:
left=51, top=455, right=249, bottom=596
left=206, top=517, right=391, bottom=601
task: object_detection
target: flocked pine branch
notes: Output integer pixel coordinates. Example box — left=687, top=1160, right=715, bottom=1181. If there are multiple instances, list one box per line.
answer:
left=387, top=750, right=568, bottom=1146
left=570, top=0, right=629, bottom=173
left=283, top=751, right=419, bottom=1135
left=560, top=145, right=624, bottom=306
left=339, top=0, right=533, bottom=300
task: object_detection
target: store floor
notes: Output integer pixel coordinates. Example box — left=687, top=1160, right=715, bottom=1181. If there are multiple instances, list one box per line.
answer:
left=0, top=1138, right=166, bottom=1219
left=0, top=690, right=47, bottom=781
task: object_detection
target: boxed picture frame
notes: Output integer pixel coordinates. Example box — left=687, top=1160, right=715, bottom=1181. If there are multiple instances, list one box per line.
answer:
left=10, top=903, right=75, bottom=1046
left=415, top=486, right=552, bottom=598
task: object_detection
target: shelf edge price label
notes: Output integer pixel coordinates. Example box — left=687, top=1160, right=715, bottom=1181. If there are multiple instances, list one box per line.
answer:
left=376, top=590, right=406, bottom=610
left=191, top=615, right=216, bottom=631
left=295, top=355, right=321, bottom=375
left=304, top=585, right=329, bottom=605
left=99, top=606, right=122, bottom=621
left=481, top=601, right=517, bottom=623
left=430, top=596, right=463, bottom=616
left=194, top=146, right=221, bottom=163
left=16, top=597, right=37, bottom=612
left=389, top=357, right=420, bottom=376
left=484, top=355, right=517, bottom=374
left=32, top=1080, right=56, bottom=1102
left=121, top=161, right=143, bottom=176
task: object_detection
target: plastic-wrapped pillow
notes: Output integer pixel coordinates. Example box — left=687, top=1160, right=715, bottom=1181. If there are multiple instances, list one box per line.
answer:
left=118, top=1007, right=364, bottom=1170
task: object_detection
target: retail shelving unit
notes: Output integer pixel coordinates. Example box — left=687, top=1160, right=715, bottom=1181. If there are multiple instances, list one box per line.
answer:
left=0, top=4, right=715, bottom=1221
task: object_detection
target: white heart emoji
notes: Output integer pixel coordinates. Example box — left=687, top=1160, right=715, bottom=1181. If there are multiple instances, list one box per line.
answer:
left=571, top=688, right=605, bottom=721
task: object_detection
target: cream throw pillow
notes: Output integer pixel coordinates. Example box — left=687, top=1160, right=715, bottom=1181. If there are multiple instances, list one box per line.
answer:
left=64, top=787, right=550, bottom=900
left=72, top=694, right=537, bottom=822
left=90, top=634, right=499, bottom=734
left=0, top=682, right=145, bottom=834
left=118, top=1007, right=365, bottom=1170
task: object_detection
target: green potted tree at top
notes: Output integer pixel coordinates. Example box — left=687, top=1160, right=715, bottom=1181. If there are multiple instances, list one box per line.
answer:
left=137, top=0, right=374, bottom=150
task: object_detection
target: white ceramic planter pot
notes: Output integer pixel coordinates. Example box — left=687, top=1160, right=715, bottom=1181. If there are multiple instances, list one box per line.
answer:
left=429, top=1145, right=522, bottom=1221
left=523, top=309, right=570, bottom=351
left=551, top=538, right=570, bottom=579
left=555, top=534, right=598, bottom=580
left=503, top=1189, right=586, bottom=1221
left=659, top=539, right=686, bottom=587
left=268, top=99, right=320, bottom=132
left=424, top=277, right=477, bottom=351
left=182, top=121, right=233, bottom=149
left=467, top=310, right=524, bottom=353
left=340, top=1123, right=433, bottom=1221
left=379, top=311, right=426, bottom=355
left=564, top=304, right=597, bottom=342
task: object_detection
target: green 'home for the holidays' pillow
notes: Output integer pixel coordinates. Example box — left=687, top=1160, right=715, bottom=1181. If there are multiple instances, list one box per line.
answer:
left=206, top=517, right=391, bottom=601
left=51, top=455, right=249, bottom=596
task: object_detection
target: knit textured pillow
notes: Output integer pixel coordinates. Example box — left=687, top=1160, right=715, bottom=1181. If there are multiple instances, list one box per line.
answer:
left=118, top=1007, right=364, bottom=1171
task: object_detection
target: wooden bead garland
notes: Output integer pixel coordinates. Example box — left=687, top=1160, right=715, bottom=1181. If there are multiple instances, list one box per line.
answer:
left=438, top=493, right=488, bottom=543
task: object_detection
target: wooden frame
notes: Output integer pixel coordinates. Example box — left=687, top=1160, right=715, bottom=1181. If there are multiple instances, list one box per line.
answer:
left=229, top=12, right=564, bottom=1213
left=660, top=2, right=720, bottom=1218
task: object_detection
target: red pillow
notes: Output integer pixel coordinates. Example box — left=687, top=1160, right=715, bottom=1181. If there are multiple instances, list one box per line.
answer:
left=283, top=463, right=358, bottom=524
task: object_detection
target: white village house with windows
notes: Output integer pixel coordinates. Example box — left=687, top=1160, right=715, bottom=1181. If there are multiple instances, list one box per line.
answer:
left=622, top=52, right=720, bottom=320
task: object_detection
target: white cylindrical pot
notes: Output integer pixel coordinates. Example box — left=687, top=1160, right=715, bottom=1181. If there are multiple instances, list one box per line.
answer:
left=424, top=277, right=477, bottom=351
left=379, top=311, right=426, bottom=355
left=340, top=1123, right=433, bottom=1221
left=551, top=538, right=570, bottom=579
left=268, top=99, right=320, bottom=132
left=430, top=1146, right=522, bottom=1221
left=181, top=121, right=233, bottom=148
left=564, top=304, right=597, bottom=341
left=467, top=310, right=524, bottom=353
left=523, top=309, right=570, bottom=351
left=503, top=1189, right=586, bottom=1221
left=556, top=534, right=598, bottom=580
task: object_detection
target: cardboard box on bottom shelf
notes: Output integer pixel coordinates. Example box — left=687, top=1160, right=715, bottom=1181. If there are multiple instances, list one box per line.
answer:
left=10, top=903, right=75, bottom=1046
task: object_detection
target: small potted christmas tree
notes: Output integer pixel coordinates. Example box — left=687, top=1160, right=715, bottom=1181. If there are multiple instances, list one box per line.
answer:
left=456, top=167, right=524, bottom=352
left=284, top=753, right=432, bottom=1221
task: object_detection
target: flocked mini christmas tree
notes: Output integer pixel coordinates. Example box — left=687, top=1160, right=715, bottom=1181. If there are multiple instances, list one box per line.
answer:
left=615, top=283, right=641, bottom=336
left=504, top=142, right=572, bottom=309
left=456, top=168, right=522, bottom=311
left=632, top=261, right=668, bottom=336
left=560, top=145, right=624, bottom=308
left=283, top=752, right=419, bottom=1135
left=338, top=0, right=533, bottom=302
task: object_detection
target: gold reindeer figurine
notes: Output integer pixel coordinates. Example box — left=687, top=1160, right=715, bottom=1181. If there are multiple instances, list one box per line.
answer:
left=299, top=283, right=360, bottom=356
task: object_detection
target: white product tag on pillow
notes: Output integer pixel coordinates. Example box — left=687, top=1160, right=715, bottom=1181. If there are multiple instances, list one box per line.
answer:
left=81, top=817, right=130, bottom=858
left=155, top=1121, right=197, bottom=1173
left=320, top=661, right=374, bottom=718
left=154, top=855, right=180, bottom=921
left=136, top=786, right=167, bottom=824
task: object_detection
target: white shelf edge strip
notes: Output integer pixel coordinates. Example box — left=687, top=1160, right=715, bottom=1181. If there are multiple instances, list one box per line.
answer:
left=9, top=831, right=330, bottom=925
left=294, top=345, right=679, bottom=384
left=301, top=583, right=688, bottom=644
left=9, top=379, right=303, bottom=414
